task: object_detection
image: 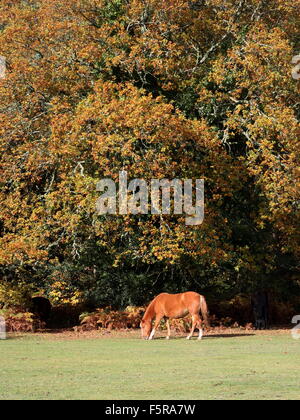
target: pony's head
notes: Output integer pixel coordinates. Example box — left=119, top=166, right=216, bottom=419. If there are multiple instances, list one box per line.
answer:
left=140, top=318, right=151, bottom=339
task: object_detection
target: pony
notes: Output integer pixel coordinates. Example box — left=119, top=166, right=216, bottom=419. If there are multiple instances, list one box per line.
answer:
left=140, top=291, right=209, bottom=340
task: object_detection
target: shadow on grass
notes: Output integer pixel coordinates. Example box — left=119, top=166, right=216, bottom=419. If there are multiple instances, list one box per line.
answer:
left=206, top=333, right=255, bottom=338
left=152, top=333, right=255, bottom=340
left=151, top=325, right=291, bottom=340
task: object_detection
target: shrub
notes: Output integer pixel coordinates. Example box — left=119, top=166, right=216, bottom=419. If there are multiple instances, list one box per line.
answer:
left=161, top=316, right=192, bottom=333
left=78, top=306, right=145, bottom=331
left=0, top=309, right=45, bottom=332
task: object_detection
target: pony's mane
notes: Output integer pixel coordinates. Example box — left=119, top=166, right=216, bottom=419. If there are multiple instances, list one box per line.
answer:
left=143, top=298, right=156, bottom=321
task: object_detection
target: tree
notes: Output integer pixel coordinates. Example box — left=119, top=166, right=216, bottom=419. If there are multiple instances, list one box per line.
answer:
left=0, top=0, right=299, bottom=307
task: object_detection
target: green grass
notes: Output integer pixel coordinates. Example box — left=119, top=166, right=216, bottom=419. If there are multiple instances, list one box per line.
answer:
left=0, top=331, right=299, bottom=400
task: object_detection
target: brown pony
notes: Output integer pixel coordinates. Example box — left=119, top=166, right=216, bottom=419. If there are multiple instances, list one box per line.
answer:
left=140, top=291, right=209, bottom=340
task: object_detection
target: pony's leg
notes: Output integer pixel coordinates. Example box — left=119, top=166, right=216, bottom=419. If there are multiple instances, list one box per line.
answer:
left=149, top=316, right=162, bottom=340
left=166, top=319, right=171, bottom=340
left=197, top=318, right=203, bottom=340
left=186, top=316, right=197, bottom=340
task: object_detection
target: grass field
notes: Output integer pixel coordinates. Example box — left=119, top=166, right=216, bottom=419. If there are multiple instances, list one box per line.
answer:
left=1, top=329, right=299, bottom=400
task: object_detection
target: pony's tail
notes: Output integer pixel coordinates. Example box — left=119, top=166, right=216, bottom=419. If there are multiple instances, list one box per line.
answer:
left=200, top=295, right=210, bottom=328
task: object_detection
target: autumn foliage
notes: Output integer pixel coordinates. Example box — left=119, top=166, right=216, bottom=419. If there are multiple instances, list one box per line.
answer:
left=0, top=0, right=299, bottom=312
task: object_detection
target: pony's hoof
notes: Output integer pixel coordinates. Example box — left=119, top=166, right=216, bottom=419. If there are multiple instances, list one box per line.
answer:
left=186, top=336, right=191, bottom=340
left=166, top=336, right=170, bottom=340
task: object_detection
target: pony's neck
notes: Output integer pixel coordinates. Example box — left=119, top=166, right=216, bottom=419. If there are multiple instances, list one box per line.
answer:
left=143, top=301, right=155, bottom=322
